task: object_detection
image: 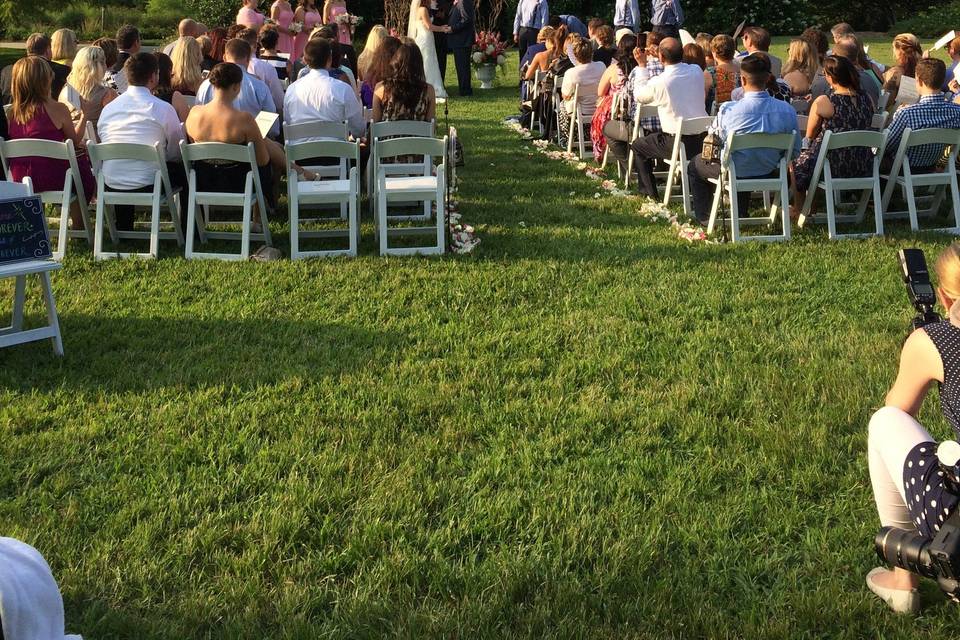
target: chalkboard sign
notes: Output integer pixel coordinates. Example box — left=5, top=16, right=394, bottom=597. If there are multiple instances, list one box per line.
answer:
left=0, top=196, right=51, bottom=264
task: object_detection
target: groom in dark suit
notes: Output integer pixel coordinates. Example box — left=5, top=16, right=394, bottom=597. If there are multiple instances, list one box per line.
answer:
left=446, top=0, right=475, bottom=96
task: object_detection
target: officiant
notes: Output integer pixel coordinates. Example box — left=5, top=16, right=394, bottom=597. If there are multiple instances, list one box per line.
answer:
left=432, top=0, right=452, bottom=81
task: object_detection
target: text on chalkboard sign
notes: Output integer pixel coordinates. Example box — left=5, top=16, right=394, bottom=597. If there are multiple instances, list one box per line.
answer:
left=0, top=196, right=51, bottom=264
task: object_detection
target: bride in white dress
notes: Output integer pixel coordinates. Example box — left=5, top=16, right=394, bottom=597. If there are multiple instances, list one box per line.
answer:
left=407, top=0, right=449, bottom=98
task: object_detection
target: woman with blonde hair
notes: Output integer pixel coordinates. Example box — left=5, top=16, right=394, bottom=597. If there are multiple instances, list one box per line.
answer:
left=357, top=24, right=387, bottom=81
left=59, top=45, right=117, bottom=128
left=51, top=29, right=78, bottom=67
left=8, top=57, right=95, bottom=229
left=781, top=38, right=819, bottom=97
left=170, top=36, right=204, bottom=95
left=883, top=33, right=922, bottom=102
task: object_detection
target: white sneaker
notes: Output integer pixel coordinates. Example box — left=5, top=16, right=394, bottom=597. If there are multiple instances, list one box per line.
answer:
left=866, top=567, right=921, bottom=614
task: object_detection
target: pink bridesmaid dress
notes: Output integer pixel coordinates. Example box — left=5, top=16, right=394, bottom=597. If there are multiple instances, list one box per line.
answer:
left=293, top=7, right=322, bottom=62
left=236, top=5, right=266, bottom=28
left=327, top=4, right=352, bottom=45
left=271, top=1, right=295, bottom=55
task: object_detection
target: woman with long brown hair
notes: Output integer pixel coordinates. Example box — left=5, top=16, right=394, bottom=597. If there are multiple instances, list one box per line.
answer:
left=372, top=39, right=436, bottom=123
left=361, top=35, right=401, bottom=108
left=7, top=56, right=95, bottom=229
left=883, top=33, right=922, bottom=102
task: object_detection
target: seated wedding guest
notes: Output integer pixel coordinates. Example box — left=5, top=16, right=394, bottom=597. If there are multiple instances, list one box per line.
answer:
left=357, top=24, right=387, bottom=82
left=197, top=36, right=215, bottom=72
left=207, top=27, right=228, bottom=68
left=682, top=42, right=713, bottom=98
left=259, top=27, right=291, bottom=81
left=532, top=25, right=573, bottom=138
left=791, top=55, right=874, bottom=218
left=51, top=29, right=77, bottom=67
left=602, top=34, right=649, bottom=162
left=883, top=33, right=921, bottom=103
left=591, top=32, right=637, bottom=161
left=58, top=45, right=117, bottom=129
left=838, top=36, right=881, bottom=100
left=361, top=35, right=400, bottom=109
left=163, top=19, right=201, bottom=56
left=372, top=40, right=436, bottom=123
left=587, top=18, right=604, bottom=47
left=522, top=26, right=554, bottom=79
left=171, top=36, right=204, bottom=96
left=731, top=53, right=792, bottom=102
left=283, top=37, right=365, bottom=141
left=237, top=0, right=266, bottom=28
left=687, top=54, right=797, bottom=225
left=696, top=32, right=713, bottom=67
left=1, top=34, right=70, bottom=106
left=738, top=26, right=781, bottom=78
left=800, top=26, right=828, bottom=64
left=709, top=34, right=739, bottom=105
left=0, top=537, right=82, bottom=640
left=549, top=14, right=589, bottom=38
left=781, top=38, right=819, bottom=97
left=558, top=36, right=605, bottom=145
left=810, top=38, right=879, bottom=104
left=153, top=52, right=192, bottom=122
left=946, top=35, right=960, bottom=91
left=109, top=25, right=142, bottom=93
left=593, top=25, right=617, bottom=67
left=884, top=58, right=960, bottom=171
left=627, top=37, right=707, bottom=198
left=237, top=28, right=285, bottom=119
left=97, top=51, right=187, bottom=231
left=92, top=37, right=120, bottom=90
left=8, top=56, right=95, bottom=231
left=196, top=38, right=279, bottom=137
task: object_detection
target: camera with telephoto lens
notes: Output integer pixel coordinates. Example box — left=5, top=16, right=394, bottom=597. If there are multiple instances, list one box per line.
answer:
left=899, top=248, right=943, bottom=331
left=875, top=442, right=960, bottom=601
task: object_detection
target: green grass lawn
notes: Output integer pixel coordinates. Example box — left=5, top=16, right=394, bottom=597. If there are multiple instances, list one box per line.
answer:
left=3, top=39, right=960, bottom=638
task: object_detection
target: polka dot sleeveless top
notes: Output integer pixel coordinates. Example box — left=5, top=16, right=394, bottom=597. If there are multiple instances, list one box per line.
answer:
left=903, top=321, right=960, bottom=538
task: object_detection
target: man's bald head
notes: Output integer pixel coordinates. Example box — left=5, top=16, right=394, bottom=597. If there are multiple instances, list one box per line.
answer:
left=659, top=37, right=683, bottom=64
left=179, top=19, right=198, bottom=37
left=833, top=38, right=858, bottom=63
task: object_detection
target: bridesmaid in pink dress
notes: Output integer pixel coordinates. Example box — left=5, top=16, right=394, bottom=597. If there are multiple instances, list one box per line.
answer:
left=270, top=0, right=296, bottom=56
left=323, top=0, right=353, bottom=45
left=293, top=0, right=322, bottom=62
left=236, top=0, right=265, bottom=28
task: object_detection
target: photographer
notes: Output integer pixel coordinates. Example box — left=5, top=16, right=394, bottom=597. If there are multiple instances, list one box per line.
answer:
left=867, top=243, right=960, bottom=613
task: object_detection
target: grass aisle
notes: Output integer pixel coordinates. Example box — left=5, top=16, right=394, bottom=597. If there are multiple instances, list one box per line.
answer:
left=1, top=48, right=959, bottom=638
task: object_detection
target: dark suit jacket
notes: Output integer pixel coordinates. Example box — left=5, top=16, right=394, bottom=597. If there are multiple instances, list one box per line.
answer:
left=446, top=0, right=475, bottom=49
left=1, top=58, right=69, bottom=105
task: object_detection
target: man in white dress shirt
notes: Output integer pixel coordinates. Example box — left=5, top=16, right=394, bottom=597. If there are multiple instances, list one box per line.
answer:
left=629, top=37, right=708, bottom=198
left=283, top=37, right=366, bottom=142
left=97, top=52, right=187, bottom=232
left=195, top=38, right=280, bottom=138
left=238, top=27, right=285, bottom=120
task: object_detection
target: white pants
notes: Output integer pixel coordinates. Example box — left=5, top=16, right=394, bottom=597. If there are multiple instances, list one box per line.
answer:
left=868, top=406, right=936, bottom=531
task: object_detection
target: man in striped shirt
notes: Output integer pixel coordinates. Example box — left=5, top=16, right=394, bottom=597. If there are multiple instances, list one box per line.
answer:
left=885, top=58, right=960, bottom=171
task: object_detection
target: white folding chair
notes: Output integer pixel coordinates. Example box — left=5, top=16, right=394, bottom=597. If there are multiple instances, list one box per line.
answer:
left=0, top=178, right=63, bottom=356
left=285, top=139, right=360, bottom=259
left=526, top=69, right=545, bottom=133
left=83, top=121, right=98, bottom=144
left=876, top=91, right=890, bottom=114
left=881, top=127, right=960, bottom=233
left=0, top=138, right=93, bottom=260
left=179, top=141, right=271, bottom=261
left=797, top=115, right=809, bottom=134
left=182, top=95, right=197, bottom=109
left=706, top=131, right=796, bottom=242
left=625, top=105, right=661, bottom=189
left=284, top=120, right=349, bottom=218
left=871, top=112, right=888, bottom=130
left=791, top=99, right=810, bottom=115
left=369, top=119, right=436, bottom=220
left=88, top=142, right=184, bottom=259
left=374, top=135, right=447, bottom=256
left=661, top=116, right=713, bottom=219
left=565, top=84, right=596, bottom=159
left=797, top=129, right=889, bottom=239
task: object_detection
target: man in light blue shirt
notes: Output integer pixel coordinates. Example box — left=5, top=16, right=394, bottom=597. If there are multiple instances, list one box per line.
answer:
left=513, top=0, right=549, bottom=61
left=687, top=54, right=798, bottom=225
left=195, top=38, right=279, bottom=138
left=650, top=0, right=682, bottom=39
left=613, top=0, right=639, bottom=33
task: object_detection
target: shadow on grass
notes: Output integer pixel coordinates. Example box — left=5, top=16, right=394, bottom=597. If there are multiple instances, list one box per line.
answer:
left=0, top=314, right=395, bottom=392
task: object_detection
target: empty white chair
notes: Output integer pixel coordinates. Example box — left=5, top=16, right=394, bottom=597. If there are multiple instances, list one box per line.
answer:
left=625, top=105, right=662, bottom=189
left=180, top=140, right=271, bottom=260
left=374, top=135, right=447, bottom=256
left=0, top=178, right=63, bottom=356
left=797, top=129, right=889, bottom=239
left=0, top=138, right=93, bottom=260
left=881, top=127, right=960, bottom=233
left=661, top=116, right=713, bottom=218
left=87, top=142, right=184, bottom=259
left=369, top=119, right=436, bottom=220
left=706, top=131, right=796, bottom=243
left=285, top=139, right=360, bottom=259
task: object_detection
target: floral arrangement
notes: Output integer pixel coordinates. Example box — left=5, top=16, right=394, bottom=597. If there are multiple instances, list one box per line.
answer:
left=289, top=21, right=303, bottom=33
left=470, top=31, right=507, bottom=67
left=334, top=13, right=363, bottom=27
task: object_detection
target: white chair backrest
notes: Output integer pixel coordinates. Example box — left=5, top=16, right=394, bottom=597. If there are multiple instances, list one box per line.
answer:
left=822, top=129, right=886, bottom=152
left=904, top=127, right=960, bottom=149
left=876, top=91, right=890, bottom=114
left=797, top=115, right=809, bottom=133
left=285, top=139, right=359, bottom=165
left=790, top=99, right=809, bottom=115
left=0, top=138, right=87, bottom=203
left=88, top=141, right=164, bottom=164
left=0, top=179, right=32, bottom=198
left=370, top=119, right=435, bottom=141
left=182, top=95, right=197, bottom=108
left=723, top=131, right=796, bottom=167
left=871, top=112, right=887, bottom=129
left=283, top=119, right=348, bottom=142
left=375, top=136, right=446, bottom=162
left=679, top=116, right=713, bottom=136
left=83, top=121, right=98, bottom=143
left=181, top=140, right=257, bottom=165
